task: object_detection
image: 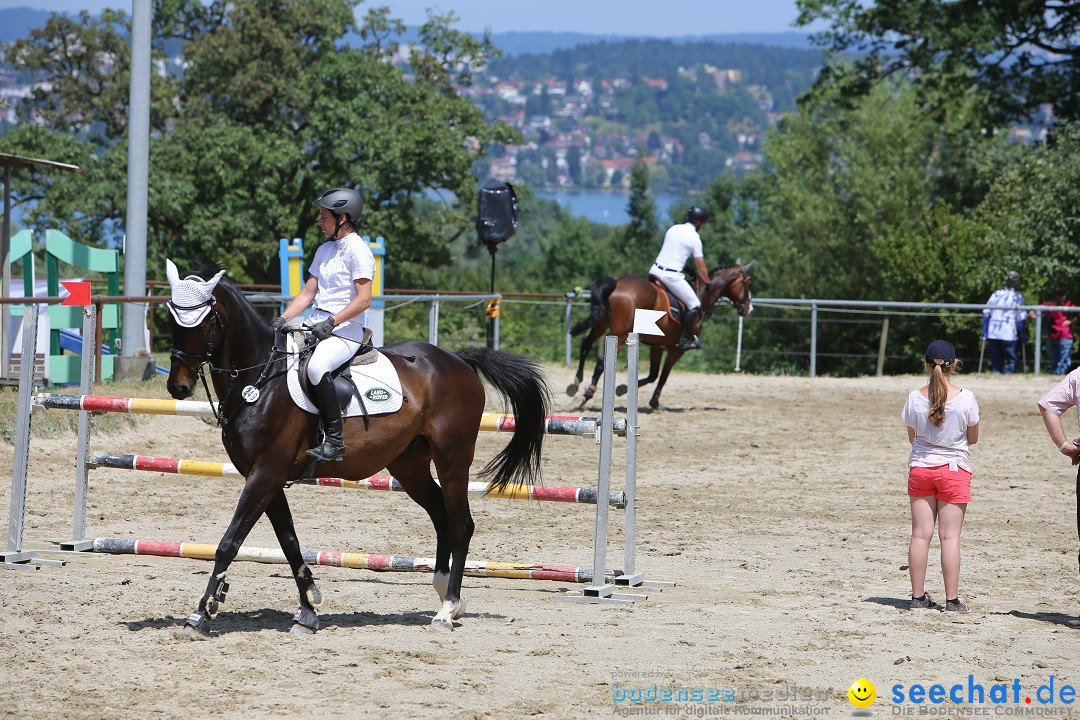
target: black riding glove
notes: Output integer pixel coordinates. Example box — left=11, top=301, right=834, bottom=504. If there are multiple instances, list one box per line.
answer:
left=308, top=317, right=335, bottom=340
left=271, top=316, right=287, bottom=334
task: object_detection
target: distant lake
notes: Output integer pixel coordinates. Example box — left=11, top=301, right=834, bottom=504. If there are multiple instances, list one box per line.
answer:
left=535, top=190, right=682, bottom=225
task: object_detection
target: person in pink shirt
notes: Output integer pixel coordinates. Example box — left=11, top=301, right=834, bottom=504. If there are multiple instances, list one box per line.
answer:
left=902, top=340, right=980, bottom=613
left=1037, top=369, right=1080, bottom=628
left=1042, top=296, right=1075, bottom=375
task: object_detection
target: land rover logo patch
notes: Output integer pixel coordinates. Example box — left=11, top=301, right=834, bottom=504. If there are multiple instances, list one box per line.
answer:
left=365, top=387, right=391, bottom=402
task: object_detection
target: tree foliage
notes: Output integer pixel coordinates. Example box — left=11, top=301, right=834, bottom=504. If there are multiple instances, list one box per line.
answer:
left=796, top=0, right=1080, bottom=125
left=2, top=0, right=517, bottom=285
left=617, top=160, right=659, bottom=271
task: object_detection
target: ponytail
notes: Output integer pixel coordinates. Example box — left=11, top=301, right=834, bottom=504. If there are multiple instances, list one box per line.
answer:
left=927, top=362, right=948, bottom=427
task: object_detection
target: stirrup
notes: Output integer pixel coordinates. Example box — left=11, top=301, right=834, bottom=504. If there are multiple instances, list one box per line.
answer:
left=306, top=440, right=344, bottom=462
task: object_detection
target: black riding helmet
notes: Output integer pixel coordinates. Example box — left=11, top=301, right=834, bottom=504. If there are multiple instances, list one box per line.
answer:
left=1004, top=271, right=1020, bottom=288
left=314, top=187, right=363, bottom=225
left=686, top=205, right=710, bottom=224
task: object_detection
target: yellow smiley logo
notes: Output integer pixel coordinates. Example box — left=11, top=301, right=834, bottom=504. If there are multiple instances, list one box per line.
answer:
left=848, top=678, right=876, bottom=709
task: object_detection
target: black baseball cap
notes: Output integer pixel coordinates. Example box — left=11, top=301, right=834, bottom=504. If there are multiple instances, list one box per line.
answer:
left=924, top=339, right=956, bottom=366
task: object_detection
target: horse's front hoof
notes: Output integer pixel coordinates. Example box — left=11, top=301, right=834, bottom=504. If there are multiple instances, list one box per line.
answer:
left=649, top=398, right=660, bottom=410
left=181, top=612, right=212, bottom=640
left=565, top=382, right=579, bottom=397
left=292, top=605, right=320, bottom=634
left=430, top=617, right=455, bottom=632
left=615, top=384, right=627, bottom=396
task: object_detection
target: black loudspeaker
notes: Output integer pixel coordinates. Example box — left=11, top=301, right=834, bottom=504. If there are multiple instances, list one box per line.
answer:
left=476, top=179, right=519, bottom=246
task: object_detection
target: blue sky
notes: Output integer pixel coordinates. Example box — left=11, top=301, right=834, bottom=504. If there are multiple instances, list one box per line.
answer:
left=0, top=0, right=818, bottom=36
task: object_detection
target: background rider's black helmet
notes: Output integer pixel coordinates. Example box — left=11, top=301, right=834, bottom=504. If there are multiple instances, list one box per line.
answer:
left=314, top=187, right=363, bottom=225
left=686, top=205, right=710, bottom=224
left=1004, top=271, right=1020, bottom=288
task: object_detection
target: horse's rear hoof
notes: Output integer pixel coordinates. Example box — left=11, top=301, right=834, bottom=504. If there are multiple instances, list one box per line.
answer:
left=181, top=613, right=212, bottom=640
left=290, top=622, right=317, bottom=636
left=615, top=384, right=627, bottom=396
left=430, top=617, right=455, bottom=633
left=565, top=382, right=579, bottom=396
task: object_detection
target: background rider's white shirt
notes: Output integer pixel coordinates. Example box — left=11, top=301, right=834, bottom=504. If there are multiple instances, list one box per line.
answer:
left=653, top=222, right=703, bottom=270
left=983, top=287, right=1025, bottom=342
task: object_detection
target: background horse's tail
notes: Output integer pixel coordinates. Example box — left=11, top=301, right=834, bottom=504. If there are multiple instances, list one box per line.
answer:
left=569, top=276, right=616, bottom=336
left=456, top=348, right=551, bottom=492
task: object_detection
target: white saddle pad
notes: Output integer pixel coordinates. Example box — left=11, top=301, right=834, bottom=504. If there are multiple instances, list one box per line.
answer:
left=285, top=334, right=404, bottom=416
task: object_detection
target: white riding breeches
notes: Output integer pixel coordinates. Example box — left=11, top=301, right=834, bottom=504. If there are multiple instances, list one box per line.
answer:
left=650, top=266, right=700, bottom=312
left=307, top=335, right=360, bottom=384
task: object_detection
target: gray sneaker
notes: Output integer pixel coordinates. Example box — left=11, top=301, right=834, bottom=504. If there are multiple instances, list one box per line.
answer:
left=910, top=593, right=933, bottom=609
left=944, top=598, right=970, bottom=613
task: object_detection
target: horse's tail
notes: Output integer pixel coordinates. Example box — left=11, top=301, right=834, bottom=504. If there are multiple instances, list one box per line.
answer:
left=456, top=347, right=550, bottom=492
left=570, top=276, right=617, bottom=336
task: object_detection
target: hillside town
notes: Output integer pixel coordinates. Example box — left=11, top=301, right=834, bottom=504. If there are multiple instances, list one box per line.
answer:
left=459, top=66, right=777, bottom=191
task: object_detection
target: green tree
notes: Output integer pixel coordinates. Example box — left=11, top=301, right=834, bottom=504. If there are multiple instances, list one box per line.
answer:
left=971, top=122, right=1080, bottom=300
left=3, top=1, right=517, bottom=286
left=796, top=0, right=1080, bottom=125
left=617, top=159, right=659, bottom=272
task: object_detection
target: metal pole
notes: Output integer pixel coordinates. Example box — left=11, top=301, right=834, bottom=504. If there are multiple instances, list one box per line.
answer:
left=619, top=333, right=642, bottom=584
left=876, top=317, right=889, bottom=377
left=119, top=0, right=152, bottom=377
left=810, top=302, right=818, bottom=378
left=564, top=294, right=573, bottom=367
left=427, top=297, right=439, bottom=346
left=71, top=306, right=97, bottom=546
left=1, top=164, right=11, bottom=379
left=585, top=336, right=617, bottom=597
left=734, top=315, right=744, bottom=372
left=4, top=306, right=36, bottom=559
left=1034, top=310, right=1042, bottom=376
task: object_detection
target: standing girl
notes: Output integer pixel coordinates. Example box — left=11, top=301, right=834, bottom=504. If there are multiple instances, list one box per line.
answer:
left=901, top=340, right=980, bottom=612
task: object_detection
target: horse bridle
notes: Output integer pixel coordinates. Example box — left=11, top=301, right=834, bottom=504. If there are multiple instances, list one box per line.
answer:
left=167, top=297, right=222, bottom=374
left=703, top=266, right=751, bottom=317
left=167, top=296, right=300, bottom=427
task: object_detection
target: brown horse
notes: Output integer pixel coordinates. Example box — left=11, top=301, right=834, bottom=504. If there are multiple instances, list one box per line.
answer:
left=165, top=261, right=549, bottom=636
left=567, top=264, right=753, bottom=409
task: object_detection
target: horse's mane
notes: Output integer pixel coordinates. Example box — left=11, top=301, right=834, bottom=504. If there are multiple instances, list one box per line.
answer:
left=183, top=259, right=262, bottom=323
left=188, top=258, right=227, bottom=283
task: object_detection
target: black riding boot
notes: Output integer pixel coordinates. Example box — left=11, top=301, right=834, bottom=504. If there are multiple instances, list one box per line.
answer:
left=307, top=373, right=345, bottom=462
left=678, top=308, right=702, bottom=350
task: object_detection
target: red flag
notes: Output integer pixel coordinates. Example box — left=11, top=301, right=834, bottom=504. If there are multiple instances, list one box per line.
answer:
left=60, top=281, right=91, bottom=306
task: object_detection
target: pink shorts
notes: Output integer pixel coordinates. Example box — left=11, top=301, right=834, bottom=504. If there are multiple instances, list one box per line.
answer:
left=907, top=464, right=972, bottom=504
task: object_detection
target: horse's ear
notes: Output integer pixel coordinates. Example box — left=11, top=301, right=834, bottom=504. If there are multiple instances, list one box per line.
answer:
left=743, top=260, right=755, bottom=271
left=166, top=259, right=181, bottom=287
left=734, top=257, right=743, bottom=266
left=207, top=268, right=226, bottom=289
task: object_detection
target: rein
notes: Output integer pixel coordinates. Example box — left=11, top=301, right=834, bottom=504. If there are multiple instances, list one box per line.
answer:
left=700, top=266, right=749, bottom=318
left=169, top=299, right=310, bottom=426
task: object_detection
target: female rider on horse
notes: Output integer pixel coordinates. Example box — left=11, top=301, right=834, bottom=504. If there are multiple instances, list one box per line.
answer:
left=273, top=187, right=375, bottom=462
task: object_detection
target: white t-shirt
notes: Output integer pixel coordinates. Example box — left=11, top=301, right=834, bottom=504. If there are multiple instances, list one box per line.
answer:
left=901, top=388, right=980, bottom=471
left=307, top=232, right=375, bottom=343
left=984, top=287, right=1025, bottom=341
left=653, top=222, right=703, bottom=271
left=309, top=232, right=375, bottom=314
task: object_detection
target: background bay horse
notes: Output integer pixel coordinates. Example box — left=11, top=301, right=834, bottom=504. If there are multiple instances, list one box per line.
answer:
left=567, top=264, right=753, bottom=409
left=165, top=261, right=549, bottom=636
